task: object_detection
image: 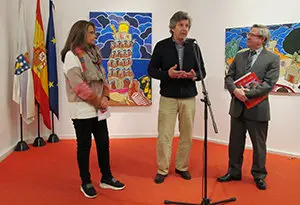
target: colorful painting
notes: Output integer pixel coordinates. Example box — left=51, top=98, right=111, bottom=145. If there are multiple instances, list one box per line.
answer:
left=225, top=23, right=300, bottom=94
left=89, top=12, right=152, bottom=105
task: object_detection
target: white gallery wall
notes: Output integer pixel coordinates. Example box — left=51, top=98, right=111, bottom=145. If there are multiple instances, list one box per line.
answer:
left=0, top=0, right=16, bottom=161
left=1, top=0, right=299, bottom=161
left=181, top=0, right=300, bottom=156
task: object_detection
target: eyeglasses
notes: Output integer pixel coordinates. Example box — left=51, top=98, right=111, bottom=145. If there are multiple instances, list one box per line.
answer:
left=247, top=32, right=262, bottom=38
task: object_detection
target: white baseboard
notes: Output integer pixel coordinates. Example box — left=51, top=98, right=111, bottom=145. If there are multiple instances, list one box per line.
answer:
left=193, top=136, right=300, bottom=158
left=0, top=137, right=47, bottom=162
left=58, top=134, right=159, bottom=139
left=0, top=146, right=15, bottom=162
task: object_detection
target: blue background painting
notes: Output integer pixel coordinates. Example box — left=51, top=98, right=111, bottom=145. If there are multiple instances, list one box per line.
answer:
left=89, top=12, right=152, bottom=79
left=225, top=23, right=300, bottom=94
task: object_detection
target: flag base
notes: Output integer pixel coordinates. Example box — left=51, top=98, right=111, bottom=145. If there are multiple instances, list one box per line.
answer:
left=15, top=141, right=29, bottom=151
left=33, top=137, right=46, bottom=147
left=47, top=133, right=59, bottom=143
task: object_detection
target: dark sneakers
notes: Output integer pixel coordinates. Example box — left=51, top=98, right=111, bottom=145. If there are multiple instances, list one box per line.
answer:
left=80, top=183, right=97, bottom=198
left=100, top=177, right=125, bottom=190
left=154, top=173, right=168, bottom=184
left=175, top=169, right=191, bottom=180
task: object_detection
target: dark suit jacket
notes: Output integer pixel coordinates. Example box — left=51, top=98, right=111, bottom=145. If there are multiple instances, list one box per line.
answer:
left=225, top=48, right=280, bottom=121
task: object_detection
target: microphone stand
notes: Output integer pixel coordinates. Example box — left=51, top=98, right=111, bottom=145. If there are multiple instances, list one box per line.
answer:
left=164, top=40, right=236, bottom=205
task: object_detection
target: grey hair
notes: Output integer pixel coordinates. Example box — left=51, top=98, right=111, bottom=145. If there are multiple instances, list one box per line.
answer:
left=251, top=24, right=270, bottom=46
left=169, top=11, right=192, bottom=34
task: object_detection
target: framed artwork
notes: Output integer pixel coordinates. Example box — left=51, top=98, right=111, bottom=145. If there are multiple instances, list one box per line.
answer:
left=90, top=12, right=152, bottom=105
left=225, top=23, right=300, bottom=94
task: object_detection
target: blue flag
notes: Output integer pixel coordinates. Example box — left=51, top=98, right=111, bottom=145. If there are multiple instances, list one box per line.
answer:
left=46, top=0, right=59, bottom=119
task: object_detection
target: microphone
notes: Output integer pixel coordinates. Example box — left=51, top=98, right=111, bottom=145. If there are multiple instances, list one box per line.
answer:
left=187, top=38, right=196, bottom=44
left=191, top=38, right=202, bottom=80
left=191, top=38, right=198, bottom=52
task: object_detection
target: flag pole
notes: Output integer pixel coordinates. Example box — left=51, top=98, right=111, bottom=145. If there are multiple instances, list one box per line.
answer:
left=14, top=0, right=34, bottom=151
left=47, top=111, right=59, bottom=143
left=47, top=0, right=59, bottom=143
left=15, top=114, right=30, bottom=151
left=33, top=104, right=46, bottom=147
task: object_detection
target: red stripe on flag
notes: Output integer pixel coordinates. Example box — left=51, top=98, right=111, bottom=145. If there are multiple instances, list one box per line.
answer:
left=32, top=0, right=51, bottom=129
left=32, top=71, right=51, bottom=129
left=35, top=0, right=44, bottom=32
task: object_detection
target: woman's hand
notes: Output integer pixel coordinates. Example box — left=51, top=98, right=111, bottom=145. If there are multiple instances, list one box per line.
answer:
left=99, top=96, right=109, bottom=112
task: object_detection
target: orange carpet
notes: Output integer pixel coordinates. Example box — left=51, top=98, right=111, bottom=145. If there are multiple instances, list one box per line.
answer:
left=0, top=138, right=299, bottom=205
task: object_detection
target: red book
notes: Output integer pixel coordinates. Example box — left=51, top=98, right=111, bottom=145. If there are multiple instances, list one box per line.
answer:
left=234, top=72, right=267, bottom=109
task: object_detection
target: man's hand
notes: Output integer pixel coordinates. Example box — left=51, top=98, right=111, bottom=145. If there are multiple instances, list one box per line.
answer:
left=168, top=64, right=185, bottom=79
left=241, top=86, right=249, bottom=92
left=184, top=69, right=197, bottom=80
left=233, top=87, right=248, bottom=102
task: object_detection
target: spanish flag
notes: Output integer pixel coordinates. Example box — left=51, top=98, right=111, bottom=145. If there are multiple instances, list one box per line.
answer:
left=32, top=0, right=51, bottom=129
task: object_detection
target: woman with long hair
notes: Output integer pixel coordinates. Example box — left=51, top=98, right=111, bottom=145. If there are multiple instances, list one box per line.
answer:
left=61, top=20, right=125, bottom=198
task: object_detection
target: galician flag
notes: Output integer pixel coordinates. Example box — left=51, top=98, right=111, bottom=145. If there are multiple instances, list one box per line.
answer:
left=12, top=0, right=35, bottom=124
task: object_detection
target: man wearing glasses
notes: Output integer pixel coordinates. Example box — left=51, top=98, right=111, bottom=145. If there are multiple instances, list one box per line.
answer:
left=217, top=24, right=280, bottom=190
